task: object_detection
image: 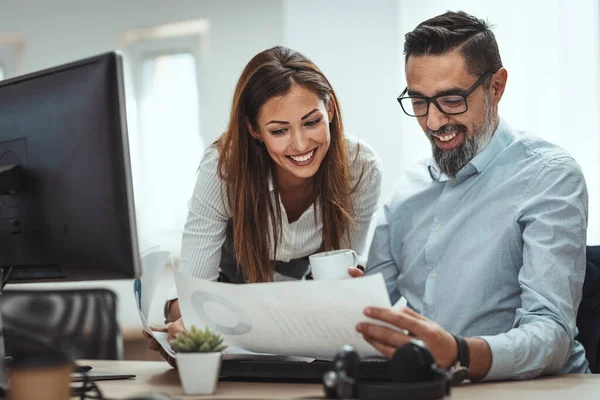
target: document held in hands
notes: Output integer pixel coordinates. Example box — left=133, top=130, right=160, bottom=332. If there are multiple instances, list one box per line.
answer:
left=134, top=248, right=176, bottom=358
left=174, top=271, right=392, bottom=360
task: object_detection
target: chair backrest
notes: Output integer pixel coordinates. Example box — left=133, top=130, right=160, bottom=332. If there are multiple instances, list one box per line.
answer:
left=1, top=288, right=123, bottom=360
left=576, top=246, right=600, bottom=373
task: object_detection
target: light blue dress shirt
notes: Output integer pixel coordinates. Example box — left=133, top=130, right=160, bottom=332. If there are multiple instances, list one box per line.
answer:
left=366, top=119, right=590, bottom=380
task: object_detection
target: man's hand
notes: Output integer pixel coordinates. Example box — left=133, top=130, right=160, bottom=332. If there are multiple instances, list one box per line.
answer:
left=355, top=306, right=457, bottom=369
left=143, top=317, right=186, bottom=369
left=348, top=267, right=365, bottom=278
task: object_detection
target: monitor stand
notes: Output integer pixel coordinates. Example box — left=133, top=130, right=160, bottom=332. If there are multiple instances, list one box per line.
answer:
left=0, top=164, right=19, bottom=395
left=0, top=272, right=8, bottom=396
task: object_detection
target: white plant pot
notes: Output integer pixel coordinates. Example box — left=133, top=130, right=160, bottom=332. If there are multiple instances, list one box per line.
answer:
left=176, top=352, right=222, bottom=395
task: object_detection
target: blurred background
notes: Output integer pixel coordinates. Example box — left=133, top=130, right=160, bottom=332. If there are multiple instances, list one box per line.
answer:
left=0, top=0, right=598, bottom=360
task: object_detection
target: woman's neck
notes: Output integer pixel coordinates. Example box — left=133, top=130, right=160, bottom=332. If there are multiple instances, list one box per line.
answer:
left=276, top=168, right=313, bottom=194
left=276, top=168, right=315, bottom=223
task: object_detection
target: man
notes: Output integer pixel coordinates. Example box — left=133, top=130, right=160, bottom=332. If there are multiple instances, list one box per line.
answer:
left=357, top=11, right=590, bottom=381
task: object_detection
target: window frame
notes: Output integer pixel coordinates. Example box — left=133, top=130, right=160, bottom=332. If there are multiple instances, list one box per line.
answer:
left=0, top=36, right=25, bottom=80
left=120, top=20, right=209, bottom=146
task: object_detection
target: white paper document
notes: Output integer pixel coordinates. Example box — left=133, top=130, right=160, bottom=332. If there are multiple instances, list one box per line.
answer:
left=174, top=271, right=393, bottom=360
left=134, top=248, right=175, bottom=357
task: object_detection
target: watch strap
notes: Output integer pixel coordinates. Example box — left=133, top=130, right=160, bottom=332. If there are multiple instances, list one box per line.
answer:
left=452, top=334, right=470, bottom=369
left=163, top=299, right=175, bottom=324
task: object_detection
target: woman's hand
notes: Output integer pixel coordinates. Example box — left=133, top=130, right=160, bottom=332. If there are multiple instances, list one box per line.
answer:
left=143, top=317, right=186, bottom=368
left=348, top=267, right=365, bottom=278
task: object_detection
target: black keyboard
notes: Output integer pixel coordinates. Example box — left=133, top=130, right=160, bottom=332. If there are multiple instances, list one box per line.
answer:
left=220, top=358, right=392, bottom=383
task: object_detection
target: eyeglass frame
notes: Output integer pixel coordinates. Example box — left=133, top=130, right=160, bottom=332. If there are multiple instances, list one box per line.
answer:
left=396, top=70, right=496, bottom=117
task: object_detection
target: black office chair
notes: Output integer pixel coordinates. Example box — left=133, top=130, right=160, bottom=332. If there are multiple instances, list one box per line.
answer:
left=1, top=288, right=123, bottom=360
left=576, top=246, right=600, bottom=373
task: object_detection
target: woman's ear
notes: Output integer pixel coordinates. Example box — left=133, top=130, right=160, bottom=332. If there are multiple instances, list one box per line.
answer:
left=327, top=100, right=336, bottom=123
left=246, top=117, right=261, bottom=141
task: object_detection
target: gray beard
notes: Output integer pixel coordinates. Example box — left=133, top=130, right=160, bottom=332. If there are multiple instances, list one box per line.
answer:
left=429, top=95, right=496, bottom=178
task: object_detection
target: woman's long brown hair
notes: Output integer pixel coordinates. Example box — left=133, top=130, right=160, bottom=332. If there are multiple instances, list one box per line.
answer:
left=217, top=46, right=354, bottom=283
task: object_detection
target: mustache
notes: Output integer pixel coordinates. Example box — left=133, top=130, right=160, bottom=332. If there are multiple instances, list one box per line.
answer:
left=428, top=124, right=467, bottom=138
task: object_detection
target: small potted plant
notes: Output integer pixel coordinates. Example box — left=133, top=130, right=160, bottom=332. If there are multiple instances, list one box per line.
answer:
left=170, top=325, right=228, bottom=395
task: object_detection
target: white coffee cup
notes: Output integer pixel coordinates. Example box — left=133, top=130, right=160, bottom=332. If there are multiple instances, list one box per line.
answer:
left=308, top=249, right=359, bottom=280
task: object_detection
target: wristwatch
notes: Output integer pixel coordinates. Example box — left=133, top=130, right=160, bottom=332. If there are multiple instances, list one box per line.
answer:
left=163, top=299, right=177, bottom=324
left=449, top=334, right=470, bottom=384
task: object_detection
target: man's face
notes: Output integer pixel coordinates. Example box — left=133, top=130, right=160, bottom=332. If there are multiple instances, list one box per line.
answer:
left=405, top=50, right=501, bottom=177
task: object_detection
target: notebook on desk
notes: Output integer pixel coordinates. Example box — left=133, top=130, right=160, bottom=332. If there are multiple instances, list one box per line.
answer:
left=71, top=371, right=136, bottom=382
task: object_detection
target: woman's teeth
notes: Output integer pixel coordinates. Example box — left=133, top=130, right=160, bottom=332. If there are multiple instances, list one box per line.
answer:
left=437, top=132, right=457, bottom=142
left=289, top=149, right=315, bottom=162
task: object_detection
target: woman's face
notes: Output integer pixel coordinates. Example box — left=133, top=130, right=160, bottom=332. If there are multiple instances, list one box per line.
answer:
left=250, top=83, right=334, bottom=188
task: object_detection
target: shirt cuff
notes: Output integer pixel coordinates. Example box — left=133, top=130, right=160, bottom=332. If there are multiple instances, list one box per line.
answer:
left=356, top=253, right=368, bottom=269
left=166, top=284, right=178, bottom=301
left=478, top=334, right=515, bottom=381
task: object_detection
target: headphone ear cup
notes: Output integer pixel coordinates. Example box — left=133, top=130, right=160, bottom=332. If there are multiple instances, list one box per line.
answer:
left=323, top=370, right=339, bottom=399
left=334, top=344, right=360, bottom=379
left=323, top=345, right=360, bottom=399
left=389, top=339, right=436, bottom=382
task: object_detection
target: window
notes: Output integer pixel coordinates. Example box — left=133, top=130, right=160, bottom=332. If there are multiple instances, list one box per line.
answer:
left=120, top=20, right=209, bottom=256
left=0, top=37, right=24, bottom=80
left=134, top=51, right=203, bottom=251
left=138, top=53, right=201, bottom=154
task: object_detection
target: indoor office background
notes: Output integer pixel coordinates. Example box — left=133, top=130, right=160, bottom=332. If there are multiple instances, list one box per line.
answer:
left=0, top=0, right=598, bottom=360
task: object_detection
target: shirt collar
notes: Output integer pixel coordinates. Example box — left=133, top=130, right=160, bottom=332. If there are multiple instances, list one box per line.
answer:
left=427, top=118, right=513, bottom=182
left=468, top=118, right=513, bottom=174
left=427, top=160, right=446, bottom=182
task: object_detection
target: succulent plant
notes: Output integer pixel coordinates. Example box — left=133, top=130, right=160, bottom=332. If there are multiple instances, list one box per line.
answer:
left=171, top=325, right=227, bottom=353
left=170, top=325, right=228, bottom=353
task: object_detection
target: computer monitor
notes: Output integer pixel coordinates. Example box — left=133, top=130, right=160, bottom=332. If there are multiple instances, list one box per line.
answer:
left=0, top=51, right=140, bottom=283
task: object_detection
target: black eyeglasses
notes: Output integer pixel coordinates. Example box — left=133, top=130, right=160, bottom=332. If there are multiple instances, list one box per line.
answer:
left=397, top=70, right=495, bottom=117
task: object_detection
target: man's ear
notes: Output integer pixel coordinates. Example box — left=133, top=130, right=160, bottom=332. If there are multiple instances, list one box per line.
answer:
left=246, top=117, right=261, bottom=141
left=490, top=68, right=508, bottom=104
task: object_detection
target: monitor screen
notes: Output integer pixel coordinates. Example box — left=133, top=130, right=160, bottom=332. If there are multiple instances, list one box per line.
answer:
left=0, top=52, right=140, bottom=282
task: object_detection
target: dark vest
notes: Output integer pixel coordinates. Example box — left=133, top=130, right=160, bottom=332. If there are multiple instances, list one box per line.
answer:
left=218, top=221, right=312, bottom=283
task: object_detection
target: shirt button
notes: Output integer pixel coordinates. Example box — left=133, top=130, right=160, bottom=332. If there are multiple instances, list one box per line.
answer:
left=450, top=179, right=456, bottom=185
left=434, top=224, right=441, bottom=231
left=430, top=271, right=437, bottom=278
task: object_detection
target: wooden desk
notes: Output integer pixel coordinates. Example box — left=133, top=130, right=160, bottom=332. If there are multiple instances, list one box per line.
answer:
left=82, top=360, right=600, bottom=400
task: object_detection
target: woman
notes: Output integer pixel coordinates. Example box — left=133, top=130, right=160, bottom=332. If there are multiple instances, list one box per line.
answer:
left=146, top=46, right=383, bottom=363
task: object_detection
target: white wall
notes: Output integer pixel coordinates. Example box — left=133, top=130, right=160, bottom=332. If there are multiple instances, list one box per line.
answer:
left=284, top=0, right=403, bottom=203
left=0, top=0, right=285, bottom=332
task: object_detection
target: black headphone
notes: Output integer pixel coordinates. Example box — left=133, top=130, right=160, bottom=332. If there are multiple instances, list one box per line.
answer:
left=323, top=340, right=451, bottom=400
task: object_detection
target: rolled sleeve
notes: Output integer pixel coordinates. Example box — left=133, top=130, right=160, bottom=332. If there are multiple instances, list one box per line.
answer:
left=478, top=333, right=515, bottom=379
left=166, top=284, right=178, bottom=301
left=479, top=157, right=588, bottom=381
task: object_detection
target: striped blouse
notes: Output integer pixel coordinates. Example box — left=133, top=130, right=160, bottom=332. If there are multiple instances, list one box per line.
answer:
left=178, top=135, right=383, bottom=281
